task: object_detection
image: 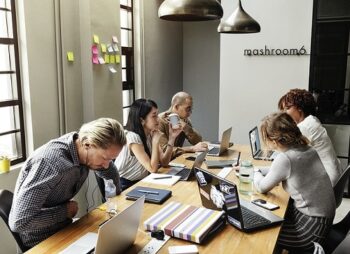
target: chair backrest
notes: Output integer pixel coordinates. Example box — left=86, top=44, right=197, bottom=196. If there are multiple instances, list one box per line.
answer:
left=0, top=189, right=28, bottom=252
left=334, top=164, right=350, bottom=208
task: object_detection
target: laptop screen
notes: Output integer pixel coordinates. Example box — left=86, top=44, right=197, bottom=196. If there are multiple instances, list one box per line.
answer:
left=194, top=168, right=243, bottom=229
left=249, top=127, right=262, bottom=156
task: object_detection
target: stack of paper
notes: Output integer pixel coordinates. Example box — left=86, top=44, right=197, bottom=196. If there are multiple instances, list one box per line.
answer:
left=141, top=173, right=181, bottom=186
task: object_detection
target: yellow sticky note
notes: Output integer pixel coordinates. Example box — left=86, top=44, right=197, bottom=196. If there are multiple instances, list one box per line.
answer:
left=110, top=55, right=115, bottom=64
left=104, top=54, right=110, bottom=63
left=67, top=51, right=74, bottom=62
left=101, top=43, right=107, bottom=53
left=93, top=34, right=100, bottom=44
left=115, top=55, right=120, bottom=64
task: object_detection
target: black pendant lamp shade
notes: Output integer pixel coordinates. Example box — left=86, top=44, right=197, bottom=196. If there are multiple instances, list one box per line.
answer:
left=158, top=0, right=223, bottom=21
left=218, top=0, right=260, bottom=33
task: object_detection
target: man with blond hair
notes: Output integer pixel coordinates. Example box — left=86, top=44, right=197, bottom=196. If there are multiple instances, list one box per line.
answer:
left=159, top=91, right=207, bottom=157
left=9, top=118, right=126, bottom=249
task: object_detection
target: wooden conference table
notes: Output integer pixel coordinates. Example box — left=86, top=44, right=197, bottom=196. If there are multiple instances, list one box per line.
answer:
left=26, top=144, right=289, bottom=254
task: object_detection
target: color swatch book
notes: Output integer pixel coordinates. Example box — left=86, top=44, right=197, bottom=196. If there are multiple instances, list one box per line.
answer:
left=144, top=202, right=225, bottom=243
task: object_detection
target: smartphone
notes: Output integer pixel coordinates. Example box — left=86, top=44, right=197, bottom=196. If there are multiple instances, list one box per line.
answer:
left=251, top=199, right=279, bottom=210
left=186, top=156, right=196, bottom=161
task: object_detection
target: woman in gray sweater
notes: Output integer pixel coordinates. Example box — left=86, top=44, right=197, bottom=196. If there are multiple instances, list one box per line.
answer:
left=254, top=112, right=335, bottom=253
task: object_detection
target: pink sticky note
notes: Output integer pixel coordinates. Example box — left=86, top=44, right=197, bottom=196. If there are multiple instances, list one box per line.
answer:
left=92, top=55, right=99, bottom=64
left=92, top=45, right=99, bottom=55
left=112, top=36, right=118, bottom=43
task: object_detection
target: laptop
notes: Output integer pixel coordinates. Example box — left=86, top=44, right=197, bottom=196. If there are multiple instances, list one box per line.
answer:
left=59, top=196, right=145, bottom=254
left=249, top=126, right=278, bottom=161
left=194, top=168, right=283, bottom=232
left=168, top=151, right=207, bottom=180
left=207, top=127, right=232, bottom=156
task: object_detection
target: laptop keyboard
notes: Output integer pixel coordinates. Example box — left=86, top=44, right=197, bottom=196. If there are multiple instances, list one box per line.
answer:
left=176, top=167, right=192, bottom=180
left=208, top=147, right=220, bottom=155
left=241, top=206, right=271, bottom=228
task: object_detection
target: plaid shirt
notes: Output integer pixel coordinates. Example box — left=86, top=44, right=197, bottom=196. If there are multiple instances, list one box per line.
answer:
left=9, top=132, right=121, bottom=248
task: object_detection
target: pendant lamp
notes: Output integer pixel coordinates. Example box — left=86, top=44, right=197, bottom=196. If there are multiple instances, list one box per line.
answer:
left=218, top=0, right=260, bottom=33
left=158, top=0, right=223, bottom=21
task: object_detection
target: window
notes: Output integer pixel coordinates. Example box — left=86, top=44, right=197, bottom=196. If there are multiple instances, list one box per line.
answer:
left=120, top=0, right=135, bottom=126
left=309, top=0, right=350, bottom=124
left=0, top=0, right=26, bottom=165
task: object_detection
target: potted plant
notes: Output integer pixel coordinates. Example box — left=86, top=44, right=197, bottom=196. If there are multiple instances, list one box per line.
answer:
left=0, top=155, right=10, bottom=173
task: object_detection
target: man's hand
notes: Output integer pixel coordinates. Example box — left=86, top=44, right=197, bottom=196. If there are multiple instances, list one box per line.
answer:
left=192, top=142, right=208, bottom=152
left=67, top=200, right=78, bottom=219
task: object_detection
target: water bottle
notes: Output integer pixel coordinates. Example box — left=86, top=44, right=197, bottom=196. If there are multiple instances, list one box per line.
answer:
left=104, top=179, right=117, bottom=215
left=238, top=160, right=254, bottom=196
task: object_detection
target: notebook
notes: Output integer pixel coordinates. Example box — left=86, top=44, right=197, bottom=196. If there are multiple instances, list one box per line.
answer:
left=194, top=168, right=283, bottom=232
left=207, top=127, right=232, bottom=156
left=168, top=151, right=207, bottom=181
left=144, top=201, right=226, bottom=244
left=126, top=186, right=172, bottom=204
left=249, top=126, right=278, bottom=161
left=59, top=196, right=145, bottom=254
left=205, top=160, right=237, bottom=169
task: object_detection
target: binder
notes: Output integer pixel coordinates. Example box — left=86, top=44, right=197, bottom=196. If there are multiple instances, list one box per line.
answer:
left=125, top=186, right=172, bottom=204
left=144, top=202, right=226, bottom=243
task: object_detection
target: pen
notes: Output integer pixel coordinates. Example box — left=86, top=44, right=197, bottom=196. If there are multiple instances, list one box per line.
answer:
left=152, top=176, right=172, bottom=180
left=235, top=152, right=241, bottom=166
left=137, top=190, right=159, bottom=195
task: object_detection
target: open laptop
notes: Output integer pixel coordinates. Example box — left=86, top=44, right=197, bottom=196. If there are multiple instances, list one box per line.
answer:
left=168, top=151, right=207, bottom=180
left=249, top=126, right=278, bottom=161
left=207, top=127, right=232, bottom=156
left=59, top=196, right=145, bottom=254
left=194, top=168, right=283, bottom=232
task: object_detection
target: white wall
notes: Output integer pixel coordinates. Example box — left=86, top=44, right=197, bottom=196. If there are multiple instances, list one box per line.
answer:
left=142, top=0, right=183, bottom=112
left=220, top=0, right=313, bottom=144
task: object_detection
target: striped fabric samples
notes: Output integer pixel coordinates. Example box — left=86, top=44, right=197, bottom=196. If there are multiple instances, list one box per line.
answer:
left=144, top=202, right=225, bottom=243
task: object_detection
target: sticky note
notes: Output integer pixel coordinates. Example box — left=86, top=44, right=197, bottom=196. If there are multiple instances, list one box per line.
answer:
left=109, top=66, right=117, bottom=73
left=67, top=52, right=74, bottom=62
left=92, top=55, right=99, bottom=64
left=93, top=34, right=100, bottom=44
left=112, top=36, right=118, bottom=43
left=107, top=44, right=114, bottom=53
left=101, top=43, right=107, bottom=53
left=112, top=44, right=119, bottom=52
left=115, top=55, right=120, bottom=64
left=98, top=56, right=105, bottom=64
left=92, top=45, right=99, bottom=55
left=110, top=55, right=115, bottom=64
left=104, top=54, right=110, bottom=63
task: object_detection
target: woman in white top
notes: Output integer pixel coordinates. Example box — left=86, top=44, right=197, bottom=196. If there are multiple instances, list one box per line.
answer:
left=278, top=88, right=342, bottom=186
left=115, top=99, right=182, bottom=190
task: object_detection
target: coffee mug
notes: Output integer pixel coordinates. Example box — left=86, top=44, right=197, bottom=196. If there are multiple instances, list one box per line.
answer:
left=169, top=113, right=180, bottom=129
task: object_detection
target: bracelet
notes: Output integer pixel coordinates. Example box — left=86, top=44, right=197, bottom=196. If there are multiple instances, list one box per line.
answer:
left=166, top=143, right=173, bottom=148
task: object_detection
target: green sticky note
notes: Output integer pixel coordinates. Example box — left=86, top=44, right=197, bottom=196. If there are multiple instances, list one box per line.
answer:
left=93, top=34, right=100, bottom=44
left=104, top=54, right=110, bottom=63
left=67, top=52, right=74, bottom=62
left=101, top=43, right=107, bottom=53
left=110, top=55, right=115, bottom=63
left=115, top=55, right=120, bottom=64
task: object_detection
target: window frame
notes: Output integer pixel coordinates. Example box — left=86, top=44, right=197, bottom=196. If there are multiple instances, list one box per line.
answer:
left=0, top=0, right=26, bottom=165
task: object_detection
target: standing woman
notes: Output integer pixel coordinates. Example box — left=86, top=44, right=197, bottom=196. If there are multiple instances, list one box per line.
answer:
left=115, top=99, right=182, bottom=190
left=278, top=88, right=341, bottom=186
left=254, top=112, right=335, bottom=253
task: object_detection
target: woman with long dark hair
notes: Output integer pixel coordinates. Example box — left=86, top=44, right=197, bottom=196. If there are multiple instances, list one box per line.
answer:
left=114, top=99, right=182, bottom=190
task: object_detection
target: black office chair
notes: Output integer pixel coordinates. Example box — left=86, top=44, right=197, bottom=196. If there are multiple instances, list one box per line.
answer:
left=334, top=164, right=350, bottom=208
left=323, top=210, right=350, bottom=254
left=332, top=234, right=350, bottom=254
left=0, top=189, right=28, bottom=253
